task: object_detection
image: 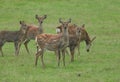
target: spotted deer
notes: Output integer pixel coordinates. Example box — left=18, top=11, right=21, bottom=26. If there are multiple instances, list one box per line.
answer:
left=23, top=14, right=47, bottom=54
left=35, top=18, right=71, bottom=67
left=56, top=24, right=96, bottom=62
left=0, top=21, right=29, bottom=56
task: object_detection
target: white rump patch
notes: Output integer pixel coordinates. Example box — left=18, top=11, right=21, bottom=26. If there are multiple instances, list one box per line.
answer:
left=35, top=37, right=38, bottom=43
left=56, top=28, right=61, bottom=33
left=38, top=48, right=42, bottom=51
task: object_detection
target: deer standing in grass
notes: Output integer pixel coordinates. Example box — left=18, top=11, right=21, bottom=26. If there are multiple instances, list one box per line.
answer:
left=56, top=24, right=96, bottom=62
left=77, top=24, right=96, bottom=52
left=35, top=18, right=71, bottom=67
left=0, top=21, right=29, bottom=56
left=23, top=14, right=47, bottom=54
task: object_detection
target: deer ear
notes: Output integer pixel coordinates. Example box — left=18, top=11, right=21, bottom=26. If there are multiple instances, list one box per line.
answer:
left=91, top=36, right=96, bottom=42
left=59, top=18, right=62, bottom=23
left=44, top=15, right=47, bottom=19
left=74, top=24, right=77, bottom=27
left=20, top=21, right=22, bottom=24
left=68, top=18, right=71, bottom=23
left=35, top=14, right=38, bottom=19
left=20, top=21, right=23, bottom=24
left=82, top=24, right=85, bottom=28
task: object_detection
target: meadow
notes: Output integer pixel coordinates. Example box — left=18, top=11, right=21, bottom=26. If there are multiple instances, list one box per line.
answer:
left=0, top=0, right=120, bottom=82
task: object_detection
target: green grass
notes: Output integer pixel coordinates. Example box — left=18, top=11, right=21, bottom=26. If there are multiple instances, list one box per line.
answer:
left=0, top=0, right=120, bottom=82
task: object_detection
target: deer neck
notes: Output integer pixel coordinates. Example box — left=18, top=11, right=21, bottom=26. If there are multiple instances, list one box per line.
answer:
left=63, top=29, right=69, bottom=43
left=19, top=29, right=24, bottom=35
left=19, top=27, right=28, bottom=41
left=38, top=23, right=43, bottom=33
left=85, top=32, right=91, bottom=45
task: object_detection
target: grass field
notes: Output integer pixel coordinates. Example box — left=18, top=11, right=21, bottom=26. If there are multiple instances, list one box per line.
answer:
left=0, top=0, right=120, bottom=82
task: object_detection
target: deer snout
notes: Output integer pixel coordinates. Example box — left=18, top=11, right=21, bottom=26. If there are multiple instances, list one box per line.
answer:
left=40, top=21, right=43, bottom=23
left=64, top=27, right=67, bottom=29
left=23, top=30, right=26, bottom=34
left=86, top=44, right=91, bottom=52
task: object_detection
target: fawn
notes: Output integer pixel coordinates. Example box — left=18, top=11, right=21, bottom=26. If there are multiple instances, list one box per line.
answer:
left=23, top=14, right=47, bottom=54
left=35, top=18, right=71, bottom=67
left=0, top=21, right=29, bottom=56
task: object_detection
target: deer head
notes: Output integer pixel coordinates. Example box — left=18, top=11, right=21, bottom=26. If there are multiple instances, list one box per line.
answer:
left=59, top=18, right=71, bottom=31
left=35, top=14, right=47, bottom=24
left=76, top=26, right=81, bottom=39
left=58, top=18, right=71, bottom=44
left=79, top=24, right=96, bottom=52
left=19, top=21, right=28, bottom=34
left=86, top=36, right=96, bottom=52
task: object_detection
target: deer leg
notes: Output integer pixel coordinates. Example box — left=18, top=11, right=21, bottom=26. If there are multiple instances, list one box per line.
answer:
left=35, top=50, right=41, bottom=66
left=14, top=42, right=18, bottom=56
left=17, top=42, right=22, bottom=55
left=77, top=44, right=80, bottom=55
left=65, top=48, right=69, bottom=55
left=35, top=48, right=44, bottom=67
left=40, top=50, right=45, bottom=68
left=70, top=47, right=75, bottom=62
left=41, top=54, right=45, bottom=68
left=57, top=50, right=61, bottom=67
left=62, top=49, right=65, bottom=66
left=14, top=42, right=21, bottom=56
left=36, top=46, right=38, bottom=52
left=54, top=51, right=58, bottom=61
left=0, top=41, right=4, bottom=57
left=24, top=39, right=30, bottom=54
left=0, top=47, right=4, bottom=57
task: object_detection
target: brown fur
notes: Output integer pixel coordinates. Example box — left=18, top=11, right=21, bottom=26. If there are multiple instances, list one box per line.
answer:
left=23, top=14, right=47, bottom=54
left=0, top=21, right=29, bottom=56
left=56, top=24, right=96, bottom=62
left=35, top=18, right=71, bottom=67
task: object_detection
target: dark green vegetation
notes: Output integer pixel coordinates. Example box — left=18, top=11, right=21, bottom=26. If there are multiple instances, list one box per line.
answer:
left=0, top=0, right=120, bottom=82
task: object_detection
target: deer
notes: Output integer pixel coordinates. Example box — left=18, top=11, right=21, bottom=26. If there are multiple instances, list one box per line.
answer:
left=0, top=21, right=29, bottom=56
left=68, top=25, right=82, bottom=62
left=56, top=24, right=96, bottom=62
left=23, top=14, right=47, bottom=54
left=35, top=18, right=71, bottom=68
left=77, top=24, right=96, bottom=52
